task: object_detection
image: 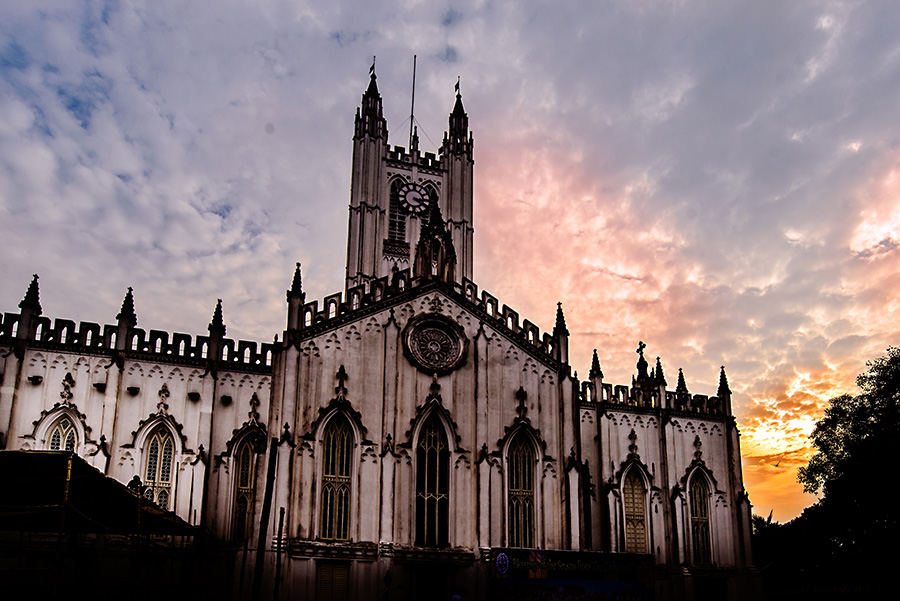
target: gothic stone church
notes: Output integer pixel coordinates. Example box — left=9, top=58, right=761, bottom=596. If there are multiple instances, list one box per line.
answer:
left=0, top=71, right=758, bottom=600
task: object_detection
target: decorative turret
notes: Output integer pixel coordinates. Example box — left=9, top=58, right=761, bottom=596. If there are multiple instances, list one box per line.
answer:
left=674, top=367, right=691, bottom=410
left=717, top=365, right=733, bottom=414
left=654, top=356, right=667, bottom=387
left=553, top=302, right=569, bottom=365
left=286, top=262, right=306, bottom=331
left=413, top=199, right=457, bottom=283
left=115, top=286, right=137, bottom=350
left=16, top=274, right=42, bottom=341
left=207, top=299, right=226, bottom=363
left=445, top=85, right=472, bottom=156
left=354, top=65, right=387, bottom=141
left=589, top=349, right=603, bottom=402
left=440, top=81, right=474, bottom=284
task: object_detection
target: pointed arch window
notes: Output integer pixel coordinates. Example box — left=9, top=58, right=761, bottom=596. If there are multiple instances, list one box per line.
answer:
left=415, top=415, right=449, bottom=547
left=48, top=418, right=77, bottom=452
left=320, top=416, right=353, bottom=541
left=233, top=438, right=257, bottom=540
left=388, top=179, right=407, bottom=242
left=507, top=434, right=535, bottom=548
left=144, top=428, right=175, bottom=510
left=689, top=475, right=712, bottom=564
left=623, top=470, right=647, bottom=553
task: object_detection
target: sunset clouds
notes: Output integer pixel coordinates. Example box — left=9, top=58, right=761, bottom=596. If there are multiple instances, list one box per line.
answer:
left=2, top=1, right=899, bottom=521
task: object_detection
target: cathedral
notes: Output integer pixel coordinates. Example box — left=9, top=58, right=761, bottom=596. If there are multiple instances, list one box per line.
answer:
left=0, top=69, right=758, bottom=600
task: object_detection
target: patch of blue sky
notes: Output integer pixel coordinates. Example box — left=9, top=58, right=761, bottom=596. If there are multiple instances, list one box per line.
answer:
left=0, top=41, right=29, bottom=71
left=55, top=69, right=112, bottom=130
left=80, top=0, right=116, bottom=56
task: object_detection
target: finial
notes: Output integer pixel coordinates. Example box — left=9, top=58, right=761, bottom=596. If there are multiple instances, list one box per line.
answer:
left=655, top=357, right=667, bottom=386
left=208, top=299, right=225, bottom=336
left=19, top=274, right=42, bottom=315
left=590, top=349, right=603, bottom=380
left=676, top=368, right=689, bottom=394
left=636, top=341, right=646, bottom=357
left=455, top=75, right=461, bottom=97
left=287, top=262, right=305, bottom=302
left=717, top=366, right=731, bottom=397
left=553, top=302, right=569, bottom=337
left=116, top=286, right=136, bottom=326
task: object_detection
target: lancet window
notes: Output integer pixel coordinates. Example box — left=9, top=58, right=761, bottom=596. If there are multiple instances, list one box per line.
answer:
left=144, top=427, right=175, bottom=510
left=689, top=474, right=712, bottom=564
left=623, top=470, right=648, bottom=553
left=48, top=417, right=77, bottom=452
left=232, top=438, right=257, bottom=540
left=320, top=416, right=353, bottom=541
left=507, top=434, right=535, bottom=548
left=415, top=415, right=449, bottom=547
left=388, top=179, right=406, bottom=242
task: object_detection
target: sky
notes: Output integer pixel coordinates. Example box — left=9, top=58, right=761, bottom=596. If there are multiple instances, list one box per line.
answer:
left=2, top=1, right=899, bottom=522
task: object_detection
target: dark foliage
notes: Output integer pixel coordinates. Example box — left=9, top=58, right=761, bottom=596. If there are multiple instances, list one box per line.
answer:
left=752, top=348, right=900, bottom=599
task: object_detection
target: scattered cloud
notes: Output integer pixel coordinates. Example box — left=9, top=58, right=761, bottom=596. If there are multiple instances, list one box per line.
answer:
left=3, top=0, right=900, bottom=522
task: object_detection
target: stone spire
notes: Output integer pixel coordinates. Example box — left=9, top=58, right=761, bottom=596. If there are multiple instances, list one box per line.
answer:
left=654, top=356, right=667, bottom=387
left=717, top=365, right=733, bottom=415
left=447, top=85, right=470, bottom=155
left=355, top=62, right=387, bottom=140
left=19, top=274, right=42, bottom=315
left=208, top=299, right=226, bottom=338
left=16, top=273, right=42, bottom=342
left=553, top=302, right=569, bottom=337
left=717, top=366, right=731, bottom=397
left=553, top=302, right=569, bottom=365
left=676, top=368, right=689, bottom=395
left=116, top=287, right=137, bottom=328
left=288, top=262, right=304, bottom=300
left=589, top=349, right=603, bottom=380
left=286, top=262, right=306, bottom=332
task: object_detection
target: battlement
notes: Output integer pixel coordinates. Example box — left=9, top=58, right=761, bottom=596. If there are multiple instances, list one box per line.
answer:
left=295, top=268, right=560, bottom=365
left=580, top=379, right=728, bottom=417
left=0, top=312, right=274, bottom=372
left=386, top=145, right=443, bottom=170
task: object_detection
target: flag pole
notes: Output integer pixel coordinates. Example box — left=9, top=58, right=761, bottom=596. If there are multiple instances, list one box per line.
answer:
left=409, top=55, right=417, bottom=151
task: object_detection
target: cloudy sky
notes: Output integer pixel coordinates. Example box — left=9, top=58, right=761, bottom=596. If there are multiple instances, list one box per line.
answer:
left=3, top=1, right=899, bottom=521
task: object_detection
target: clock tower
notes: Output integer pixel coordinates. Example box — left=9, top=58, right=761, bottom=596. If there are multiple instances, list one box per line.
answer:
left=344, top=69, right=474, bottom=291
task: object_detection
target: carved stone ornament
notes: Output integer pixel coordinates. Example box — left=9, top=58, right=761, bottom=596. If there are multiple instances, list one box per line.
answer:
left=402, top=312, right=468, bottom=375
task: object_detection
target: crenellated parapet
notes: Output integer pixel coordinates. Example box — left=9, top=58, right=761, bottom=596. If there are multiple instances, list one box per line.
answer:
left=385, top=145, right=443, bottom=171
left=0, top=311, right=273, bottom=372
left=288, top=268, right=562, bottom=366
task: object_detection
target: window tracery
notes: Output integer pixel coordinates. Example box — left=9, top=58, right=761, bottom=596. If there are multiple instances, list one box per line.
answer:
left=507, top=434, right=535, bottom=548
left=689, top=474, right=712, bottom=564
left=320, top=415, right=353, bottom=541
left=232, top=438, right=257, bottom=540
left=623, top=470, right=647, bottom=553
left=415, top=414, right=449, bottom=547
left=48, top=417, right=77, bottom=452
left=144, top=427, right=175, bottom=509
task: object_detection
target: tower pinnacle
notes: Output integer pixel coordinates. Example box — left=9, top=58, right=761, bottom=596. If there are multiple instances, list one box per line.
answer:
left=19, top=274, right=42, bottom=315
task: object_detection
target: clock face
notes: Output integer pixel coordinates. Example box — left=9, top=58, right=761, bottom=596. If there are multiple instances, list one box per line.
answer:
left=398, top=182, right=430, bottom=214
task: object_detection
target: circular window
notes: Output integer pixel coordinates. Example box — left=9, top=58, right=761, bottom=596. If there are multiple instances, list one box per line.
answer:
left=402, top=313, right=468, bottom=375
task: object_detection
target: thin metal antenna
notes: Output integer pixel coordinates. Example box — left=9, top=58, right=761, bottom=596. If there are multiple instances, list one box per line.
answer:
left=409, top=55, right=417, bottom=151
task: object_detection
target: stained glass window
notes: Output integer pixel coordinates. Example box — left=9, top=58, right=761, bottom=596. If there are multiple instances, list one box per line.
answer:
left=233, top=439, right=257, bottom=540
left=507, top=435, right=535, bottom=548
left=48, top=418, right=77, bottom=453
left=623, top=470, right=647, bottom=553
left=144, top=428, right=175, bottom=509
left=690, top=475, right=712, bottom=564
left=415, top=415, right=449, bottom=547
left=320, top=417, right=352, bottom=541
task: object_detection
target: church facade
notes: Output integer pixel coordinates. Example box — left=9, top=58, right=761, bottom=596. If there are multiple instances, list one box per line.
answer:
left=0, top=71, right=757, bottom=600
